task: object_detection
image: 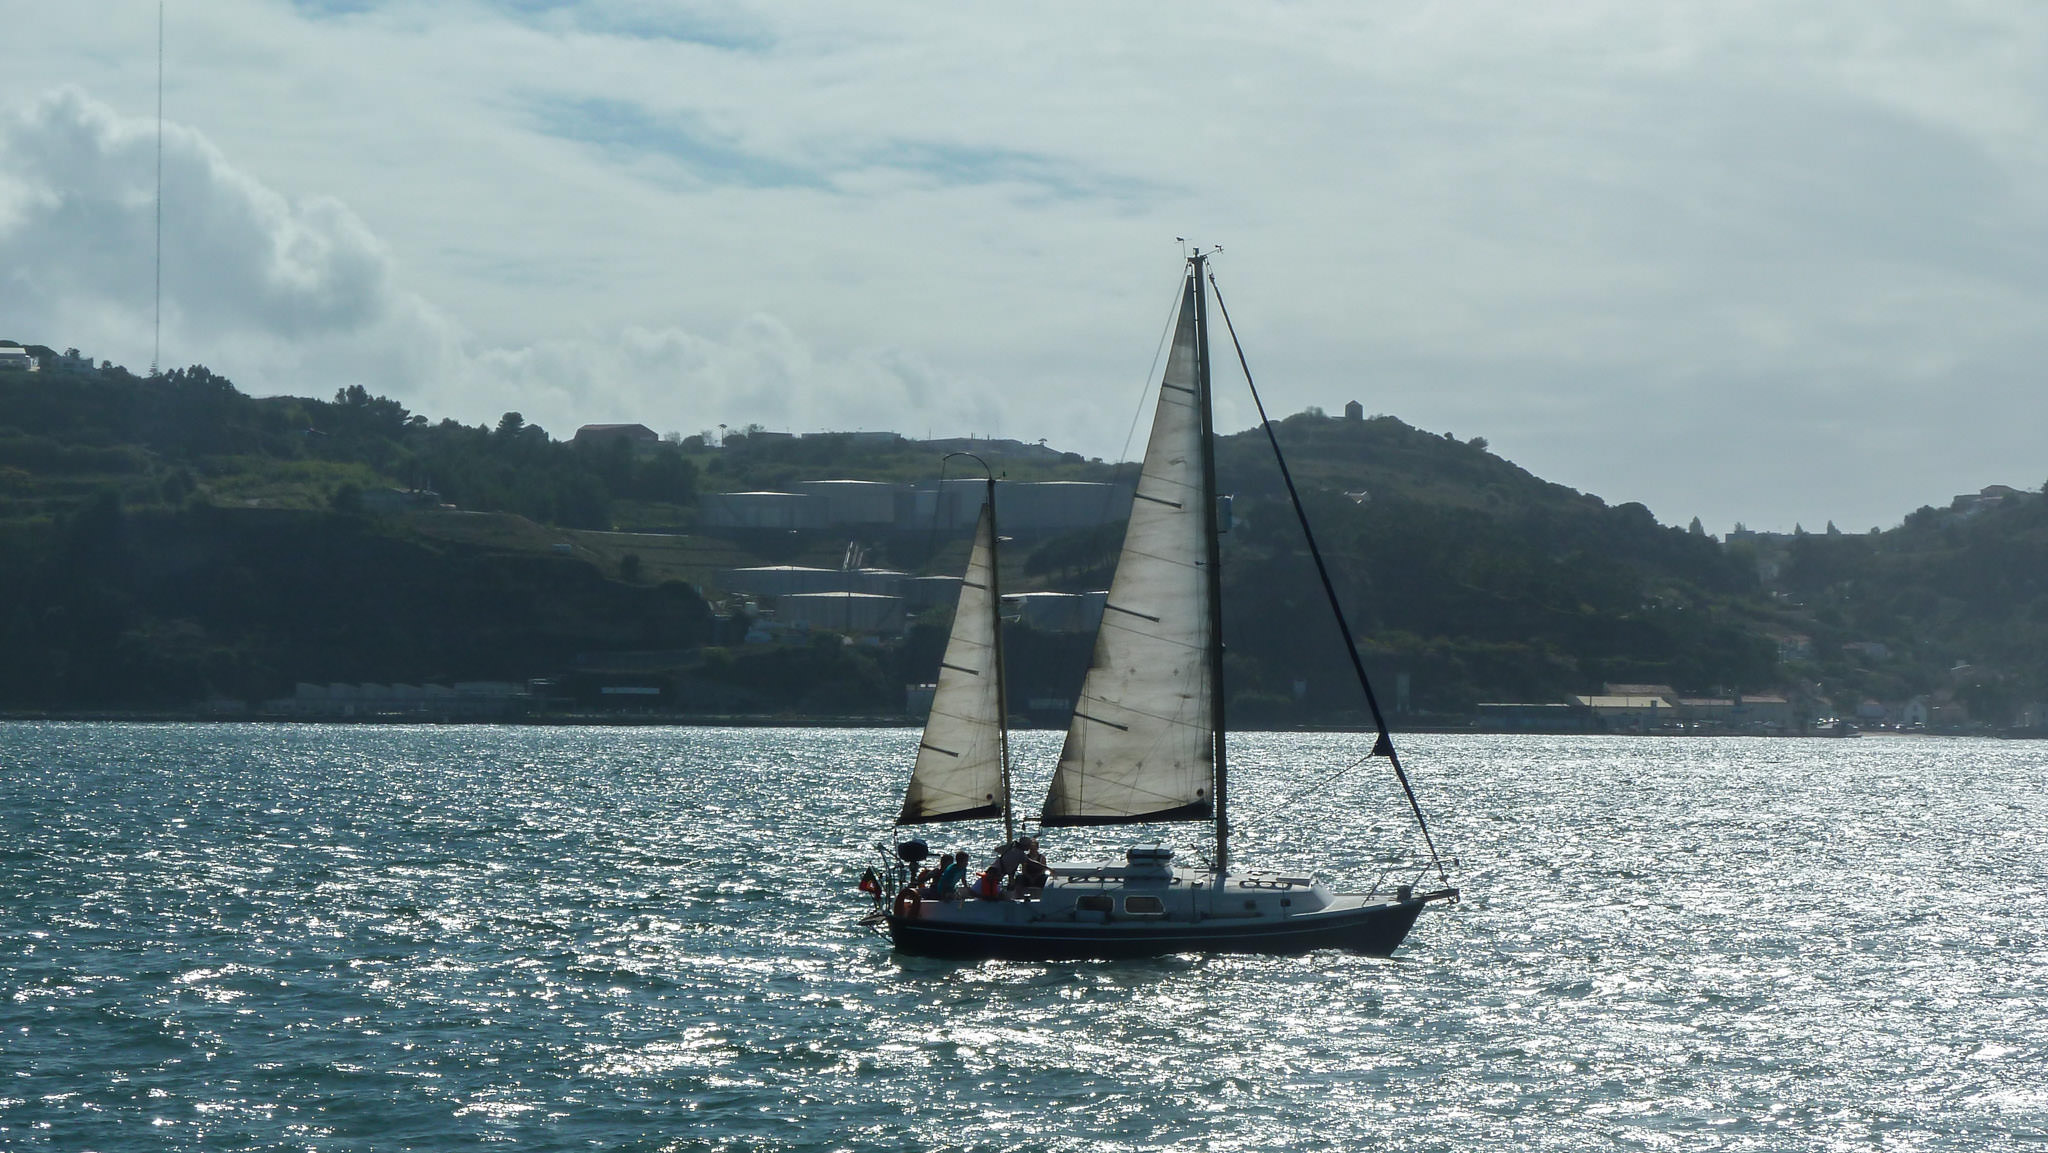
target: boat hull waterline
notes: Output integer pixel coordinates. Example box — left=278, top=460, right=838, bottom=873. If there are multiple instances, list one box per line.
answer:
left=882, top=864, right=1459, bottom=960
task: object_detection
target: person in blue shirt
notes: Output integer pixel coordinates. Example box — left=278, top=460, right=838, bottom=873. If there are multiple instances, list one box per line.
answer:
left=926, top=850, right=970, bottom=900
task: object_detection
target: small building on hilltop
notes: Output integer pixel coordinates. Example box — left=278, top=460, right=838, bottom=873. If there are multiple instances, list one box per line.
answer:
left=572, top=423, right=659, bottom=449
left=1952, top=484, right=2033, bottom=517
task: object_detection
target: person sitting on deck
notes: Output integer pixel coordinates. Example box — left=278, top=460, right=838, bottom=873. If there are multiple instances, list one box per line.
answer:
left=924, top=850, right=970, bottom=900
left=990, top=838, right=1029, bottom=888
left=1016, top=838, right=1050, bottom=892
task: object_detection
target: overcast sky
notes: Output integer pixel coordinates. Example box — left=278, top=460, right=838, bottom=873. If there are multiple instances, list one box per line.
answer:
left=4, top=2, right=2043, bottom=534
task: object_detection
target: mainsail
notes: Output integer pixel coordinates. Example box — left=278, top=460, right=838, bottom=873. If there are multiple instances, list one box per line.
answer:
left=1041, top=276, right=1216, bottom=826
left=898, top=500, right=1008, bottom=825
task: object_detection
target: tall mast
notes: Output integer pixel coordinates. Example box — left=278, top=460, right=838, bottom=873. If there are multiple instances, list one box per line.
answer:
left=1191, top=252, right=1229, bottom=873
left=984, top=470, right=1015, bottom=845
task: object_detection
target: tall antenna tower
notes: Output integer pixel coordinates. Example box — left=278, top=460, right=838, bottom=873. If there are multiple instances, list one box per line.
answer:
left=152, top=0, right=163, bottom=376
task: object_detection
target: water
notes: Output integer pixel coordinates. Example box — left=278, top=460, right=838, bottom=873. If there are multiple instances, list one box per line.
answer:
left=3, top=723, right=2044, bottom=1151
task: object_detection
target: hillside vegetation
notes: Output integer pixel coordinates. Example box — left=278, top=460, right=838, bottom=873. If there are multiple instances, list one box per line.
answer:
left=1770, top=496, right=2048, bottom=722
left=1, top=355, right=2040, bottom=723
left=1208, top=414, right=1776, bottom=719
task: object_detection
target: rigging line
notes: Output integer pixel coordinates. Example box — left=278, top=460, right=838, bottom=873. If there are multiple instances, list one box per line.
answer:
left=1206, top=271, right=1451, bottom=886
left=1108, top=262, right=1193, bottom=503
left=923, top=454, right=953, bottom=575
left=153, top=0, right=164, bottom=375
left=1234, top=754, right=1370, bottom=832
left=924, top=450, right=986, bottom=589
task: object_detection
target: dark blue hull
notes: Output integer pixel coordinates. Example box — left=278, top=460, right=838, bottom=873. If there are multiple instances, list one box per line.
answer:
left=887, top=890, right=1451, bottom=960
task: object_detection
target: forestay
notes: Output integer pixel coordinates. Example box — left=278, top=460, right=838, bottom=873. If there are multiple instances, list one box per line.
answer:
left=1041, top=279, right=1216, bottom=826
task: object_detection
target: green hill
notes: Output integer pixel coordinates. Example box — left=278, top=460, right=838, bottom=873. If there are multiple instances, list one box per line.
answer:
left=1201, top=412, right=1777, bottom=720
left=1770, top=494, right=2048, bottom=720
left=1, top=496, right=718, bottom=707
left=2, top=354, right=2039, bottom=725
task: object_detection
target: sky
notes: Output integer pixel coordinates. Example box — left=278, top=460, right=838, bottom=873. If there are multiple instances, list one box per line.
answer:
left=3, top=1, right=2043, bottom=535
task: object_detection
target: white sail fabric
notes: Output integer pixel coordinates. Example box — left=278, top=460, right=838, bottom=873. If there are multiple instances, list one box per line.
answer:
left=899, top=503, right=1006, bottom=824
left=1041, top=279, right=1215, bottom=825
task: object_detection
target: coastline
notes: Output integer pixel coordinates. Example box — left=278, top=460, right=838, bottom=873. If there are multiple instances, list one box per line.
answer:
left=0, top=708, right=2028, bottom=737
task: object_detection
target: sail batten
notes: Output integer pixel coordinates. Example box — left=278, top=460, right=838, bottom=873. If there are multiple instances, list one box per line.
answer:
left=898, top=502, right=1009, bottom=826
left=1040, top=276, right=1216, bottom=827
left=897, top=802, right=1001, bottom=826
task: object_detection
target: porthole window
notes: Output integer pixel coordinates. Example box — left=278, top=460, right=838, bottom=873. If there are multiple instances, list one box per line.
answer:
left=1076, top=895, right=1113, bottom=913
left=1123, top=895, right=1165, bottom=915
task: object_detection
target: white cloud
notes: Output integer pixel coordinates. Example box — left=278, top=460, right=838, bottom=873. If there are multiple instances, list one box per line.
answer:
left=453, top=315, right=1005, bottom=447
left=0, top=85, right=431, bottom=365
left=0, top=85, right=998, bottom=441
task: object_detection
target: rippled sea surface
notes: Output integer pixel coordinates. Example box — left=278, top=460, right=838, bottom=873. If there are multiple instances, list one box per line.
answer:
left=4, top=723, right=2045, bottom=1151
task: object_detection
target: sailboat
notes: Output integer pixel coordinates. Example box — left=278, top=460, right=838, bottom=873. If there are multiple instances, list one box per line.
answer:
left=874, top=252, right=1458, bottom=960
